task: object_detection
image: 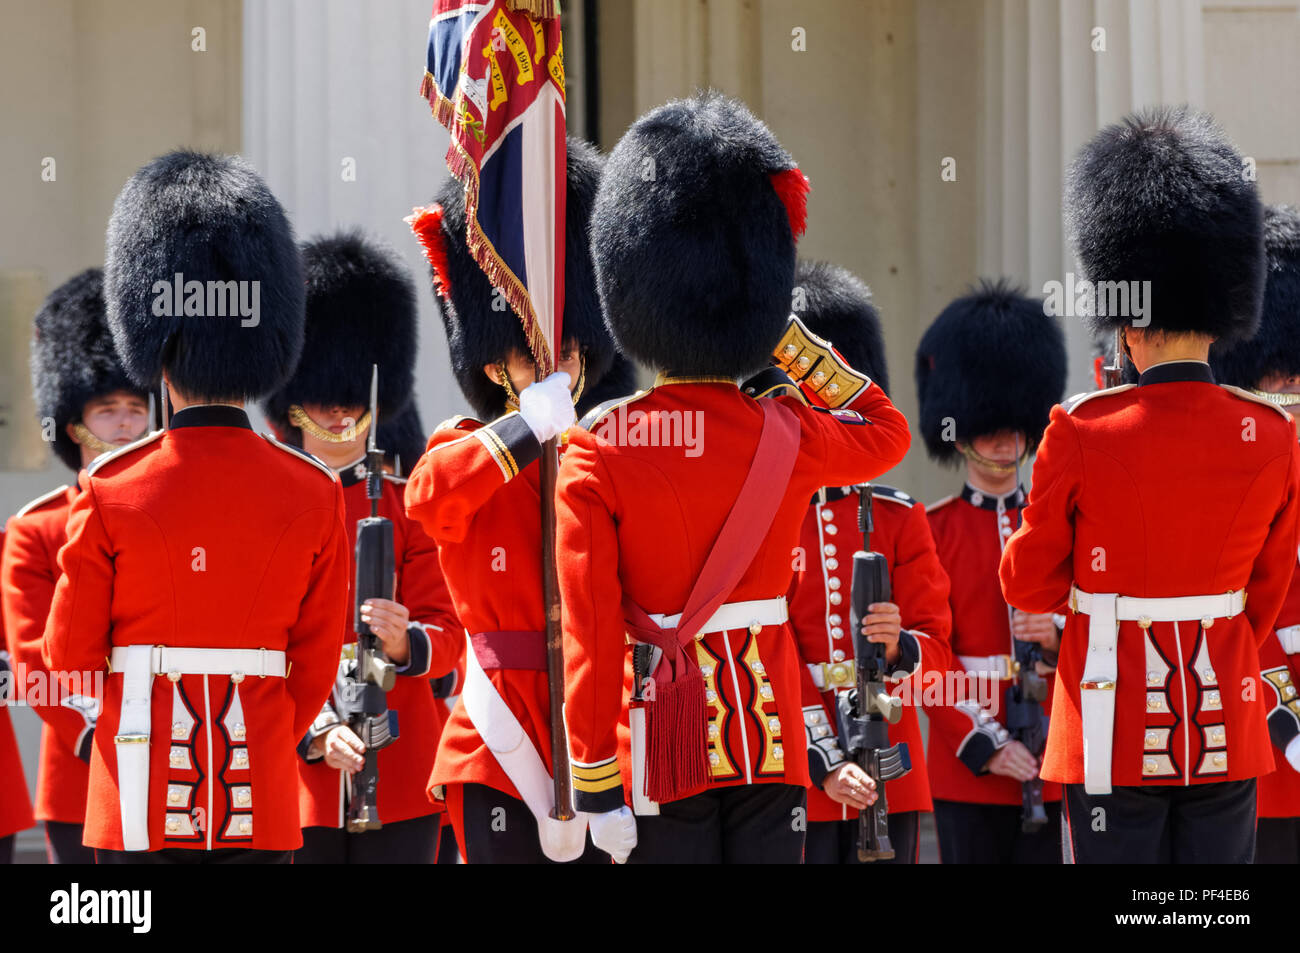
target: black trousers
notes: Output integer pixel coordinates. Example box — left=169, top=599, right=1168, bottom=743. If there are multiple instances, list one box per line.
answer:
left=629, top=783, right=807, bottom=864
left=46, top=821, right=94, bottom=864
left=0, top=835, right=12, bottom=865
left=933, top=799, right=1062, bottom=864
left=436, top=818, right=461, bottom=864
left=460, top=783, right=609, bottom=864
left=296, top=813, right=441, bottom=864
left=1062, top=780, right=1256, bottom=864
left=96, top=847, right=292, bottom=864
left=804, top=812, right=920, bottom=865
left=1255, top=816, right=1300, bottom=864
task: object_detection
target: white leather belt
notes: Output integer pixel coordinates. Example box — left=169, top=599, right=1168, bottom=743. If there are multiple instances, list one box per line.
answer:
left=958, top=654, right=1019, bottom=680
left=1069, top=585, right=1245, bottom=795
left=108, top=645, right=287, bottom=851
left=110, top=646, right=287, bottom=679
left=807, top=660, right=856, bottom=690
left=648, top=597, right=788, bottom=635
left=1277, top=625, right=1300, bottom=655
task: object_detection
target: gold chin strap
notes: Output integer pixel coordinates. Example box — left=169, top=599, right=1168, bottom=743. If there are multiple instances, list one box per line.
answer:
left=70, top=423, right=118, bottom=456
left=1247, top=388, right=1300, bottom=407
left=497, top=353, right=586, bottom=411
left=959, top=443, right=1027, bottom=474
left=288, top=404, right=372, bottom=443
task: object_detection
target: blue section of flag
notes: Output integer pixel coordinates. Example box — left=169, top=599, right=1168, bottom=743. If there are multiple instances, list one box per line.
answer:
left=429, top=10, right=478, bottom=99
left=476, top=122, right=527, bottom=289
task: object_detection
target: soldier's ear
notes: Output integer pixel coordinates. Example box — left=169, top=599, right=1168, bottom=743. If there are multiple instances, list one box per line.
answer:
left=482, top=362, right=501, bottom=385
left=66, top=421, right=83, bottom=446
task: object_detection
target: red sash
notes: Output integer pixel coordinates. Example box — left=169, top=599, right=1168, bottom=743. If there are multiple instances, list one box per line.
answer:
left=622, top=400, right=802, bottom=802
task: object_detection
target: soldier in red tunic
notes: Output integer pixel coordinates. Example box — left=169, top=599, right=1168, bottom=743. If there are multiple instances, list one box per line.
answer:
left=1001, top=108, right=1300, bottom=863
left=1207, top=204, right=1300, bottom=863
left=783, top=261, right=953, bottom=864
left=45, top=150, right=351, bottom=863
left=0, top=561, right=35, bottom=863
left=404, top=137, right=617, bottom=863
left=917, top=279, right=1068, bottom=863
left=2, top=269, right=151, bottom=863
left=558, top=93, right=911, bottom=864
left=259, top=232, right=463, bottom=863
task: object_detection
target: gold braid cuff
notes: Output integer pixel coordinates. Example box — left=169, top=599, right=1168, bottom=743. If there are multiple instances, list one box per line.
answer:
left=959, top=444, right=1027, bottom=474
left=1247, top=388, right=1300, bottom=407
left=70, top=423, right=118, bottom=456
left=288, top=405, right=371, bottom=443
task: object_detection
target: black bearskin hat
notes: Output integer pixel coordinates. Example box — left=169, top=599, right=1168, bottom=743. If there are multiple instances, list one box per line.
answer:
left=792, top=260, right=889, bottom=395
left=409, top=137, right=612, bottom=420
left=263, top=231, right=417, bottom=435
left=31, top=268, right=150, bottom=471
left=915, top=279, right=1067, bottom=465
left=377, top=400, right=427, bottom=478
left=591, top=91, right=809, bottom=378
left=1065, top=106, right=1264, bottom=344
left=576, top=352, right=641, bottom=416
left=1210, top=205, right=1300, bottom=387
left=105, top=150, right=304, bottom=401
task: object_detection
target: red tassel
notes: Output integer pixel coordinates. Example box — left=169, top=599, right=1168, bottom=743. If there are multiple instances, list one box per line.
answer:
left=404, top=204, right=453, bottom=300
left=769, top=167, right=810, bottom=241
left=643, top=670, right=709, bottom=803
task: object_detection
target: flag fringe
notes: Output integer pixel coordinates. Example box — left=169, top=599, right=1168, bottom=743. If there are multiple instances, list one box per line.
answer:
left=505, top=0, right=559, bottom=19
left=420, top=71, right=458, bottom=131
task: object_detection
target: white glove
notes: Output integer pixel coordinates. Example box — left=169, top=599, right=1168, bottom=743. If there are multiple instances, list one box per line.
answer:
left=518, top=371, right=575, bottom=443
left=1286, top=734, right=1300, bottom=773
left=588, top=805, right=637, bottom=864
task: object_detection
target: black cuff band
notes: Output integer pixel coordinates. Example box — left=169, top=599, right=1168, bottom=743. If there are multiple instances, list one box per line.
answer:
left=485, top=413, right=542, bottom=476
left=397, top=624, right=432, bottom=678
left=574, top=787, right=626, bottom=814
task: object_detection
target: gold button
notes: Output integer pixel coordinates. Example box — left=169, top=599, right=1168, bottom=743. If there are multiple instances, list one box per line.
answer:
left=167, top=671, right=181, bottom=683
left=750, top=660, right=765, bottom=674
left=825, top=383, right=840, bottom=398
left=239, top=819, right=252, bottom=835
left=169, top=749, right=186, bottom=767
left=809, top=712, right=822, bottom=725
left=705, top=690, right=717, bottom=703
left=825, top=558, right=839, bottom=570
left=700, top=665, right=714, bottom=679
left=772, top=744, right=784, bottom=761
left=749, top=622, right=763, bottom=635
left=233, top=750, right=249, bottom=769
left=827, top=578, right=841, bottom=591
left=829, top=593, right=842, bottom=605
left=167, top=790, right=182, bottom=805
left=796, top=355, right=811, bottom=371
left=1147, top=695, right=1162, bottom=711
left=694, top=632, right=704, bottom=641
left=172, top=722, right=187, bottom=739
left=831, top=627, right=844, bottom=639
left=760, top=685, right=774, bottom=700
left=232, top=723, right=246, bottom=741
left=236, top=790, right=251, bottom=806
left=708, top=724, right=719, bottom=739
left=821, top=510, right=833, bottom=522
left=828, top=614, right=842, bottom=625
left=166, top=817, right=180, bottom=832
left=809, top=371, right=826, bottom=386
left=767, top=717, right=781, bottom=734
left=1281, top=672, right=1291, bottom=684
left=1137, top=616, right=1152, bottom=629
left=1146, top=671, right=1162, bottom=686
left=1202, top=669, right=1215, bottom=682
left=1213, top=753, right=1226, bottom=767
left=823, top=544, right=837, bottom=556
left=1143, top=758, right=1158, bottom=774
left=1145, top=732, right=1158, bottom=745
left=1209, top=691, right=1220, bottom=704
left=708, top=752, right=720, bottom=766
left=1285, top=686, right=1297, bottom=700
left=783, top=344, right=798, bottom=358
left=1201, top=617, right=1214, bottom=629
left=831, top=650, right=845, bottom=663
left=231, top=672, right=245, bottom=684
left=1211, top=728, right=1225, bottom=744
left=824, top=524, right=838, bottom=536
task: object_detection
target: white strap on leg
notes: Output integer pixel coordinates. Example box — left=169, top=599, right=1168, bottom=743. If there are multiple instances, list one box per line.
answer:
left=460, top=633, right=588, bottom=861
left=1079, top=593, right=1118, bottom=795
left=115, top=644, right=154, bottom=850
left=628, top=706, right=659, bottom=816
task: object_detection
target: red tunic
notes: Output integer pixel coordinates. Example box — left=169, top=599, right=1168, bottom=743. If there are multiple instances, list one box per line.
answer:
left=557, top=376, right=911, bottom=812
left=43, top=406, right=350, bottom=852
left=0, top=528, right=36, bottom=841
left=2, top=485, right=95, bottom=824
left=1257, top=554, right=1300, bottom=818
left=786, top=484, right=953, bottom=821
left=405, top=413, right=557, bottom=802
left=296, top=467, right=461, bottom=828
left=926, top=485, right=1062, bottom=806
left=1000, top=365, right=1300, bottom=789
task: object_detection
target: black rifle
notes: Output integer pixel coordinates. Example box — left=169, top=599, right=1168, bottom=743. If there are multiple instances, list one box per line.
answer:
left=334, top=365, right=399, bottom=832
left=837, top=485, right=912, bottom=862
left=1004, top=438, right=1049, bottom=833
